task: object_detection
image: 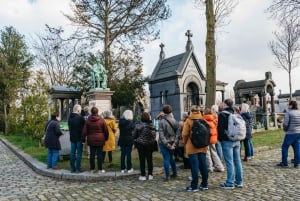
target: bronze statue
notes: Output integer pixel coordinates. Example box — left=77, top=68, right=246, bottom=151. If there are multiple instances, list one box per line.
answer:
left=91, top=61, right=107, bottom=89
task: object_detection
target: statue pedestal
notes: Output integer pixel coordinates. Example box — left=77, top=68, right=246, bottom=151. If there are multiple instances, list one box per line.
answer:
left=86, top=90, right=114, bottom=114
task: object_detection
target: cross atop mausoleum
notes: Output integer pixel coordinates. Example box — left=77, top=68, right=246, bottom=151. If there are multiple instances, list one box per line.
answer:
left=185, top=30, right=193, bottom=51
left=159, top=42, right=165, bottom=60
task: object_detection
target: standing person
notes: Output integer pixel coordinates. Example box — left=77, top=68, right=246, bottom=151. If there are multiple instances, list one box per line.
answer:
left=44, top=112, right=63, bottom=170
left=158, top=104, right=179, bottom=182
left=82, top=107, right=109, bottom=174
left=213, top=104, right=223, bottom=160
left=68, top=104, right=85, bottom=173
left=132, top=112, right=156, bottom=181
left=102, top=110, right=118, bottom=167
left=182, top=105, right=209, bottom=192
left=240, top=103, right=254, bottom=161
left=118, top=109, right=135, bottom=173
left=277, top=100, right=300, bottom=168
left=203, top=108, right=224, bottom=172
left=218, top=99, right=243, bottom=189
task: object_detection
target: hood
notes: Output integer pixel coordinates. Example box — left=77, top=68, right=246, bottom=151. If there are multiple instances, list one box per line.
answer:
left=69, top=112, right=79, bottom=119
left=188, top=112, right=203, bottom=120
left=118, top=118, right=132, bottom=126
left=203, top=114, right=215, bottom=121
left=88, top=115, right=101, bottom=122
left=223, top=107, right=234, bottom=114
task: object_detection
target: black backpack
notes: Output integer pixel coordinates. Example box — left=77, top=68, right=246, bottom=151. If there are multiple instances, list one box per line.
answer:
left=190, top=119, right=210, bottom=148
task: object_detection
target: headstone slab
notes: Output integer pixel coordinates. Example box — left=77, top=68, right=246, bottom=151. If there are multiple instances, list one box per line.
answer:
left=86, top=90, right=115, bottom=114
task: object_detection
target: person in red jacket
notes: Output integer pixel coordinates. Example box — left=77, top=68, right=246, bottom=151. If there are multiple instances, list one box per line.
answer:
left=203, top=108, right=224, bottom=172
left=82, top=107, right=109, bottom=174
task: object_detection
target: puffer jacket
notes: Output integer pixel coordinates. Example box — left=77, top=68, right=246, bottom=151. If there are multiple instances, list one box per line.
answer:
left=132, top=121, right=156, bottom=145
left=241, top=112, right=252, bottom=139
left=82, top=115, right=109, bottom=146
left=118, top=118, right=135, bottom=146
left=44, top=119, right=63, bottom=150
left=158, top=114, right=179, bottom=149
left=181, top=112, right=208, bottom=155
left=203, top=114, right=218, bottom=144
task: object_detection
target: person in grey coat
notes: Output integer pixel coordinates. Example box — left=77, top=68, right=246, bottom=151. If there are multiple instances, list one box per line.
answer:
left=158, top=104, right=180, bottom=182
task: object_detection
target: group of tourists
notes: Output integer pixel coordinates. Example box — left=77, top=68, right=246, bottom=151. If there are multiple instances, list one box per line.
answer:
left=43, top=98, right=299, bottom=192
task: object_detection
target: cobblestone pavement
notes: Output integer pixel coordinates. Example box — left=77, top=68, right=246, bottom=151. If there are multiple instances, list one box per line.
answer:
left=0, top=140, right=299, bottom=201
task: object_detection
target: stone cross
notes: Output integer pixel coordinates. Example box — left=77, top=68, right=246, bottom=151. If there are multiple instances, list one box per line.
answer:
left=185, top=30, right=193, bottom=41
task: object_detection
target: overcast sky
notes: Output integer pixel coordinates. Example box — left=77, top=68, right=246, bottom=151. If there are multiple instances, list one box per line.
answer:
left=1, top=0, right=299, bottom=96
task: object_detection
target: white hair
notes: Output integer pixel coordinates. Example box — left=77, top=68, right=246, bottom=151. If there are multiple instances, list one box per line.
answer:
left=73, top=104, right=82, bottom=113
left=241, top=103, right=250, bottom=113
left=122, top=110, right=133, bottom=120
left=211, top=105, right=219, bottom=113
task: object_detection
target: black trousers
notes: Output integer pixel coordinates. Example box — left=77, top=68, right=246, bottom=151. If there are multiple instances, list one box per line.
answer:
left=137, top=144, right=154, bottom=176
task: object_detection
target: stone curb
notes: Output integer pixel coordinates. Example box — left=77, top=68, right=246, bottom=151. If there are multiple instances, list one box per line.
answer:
left=0, top=137, right=163, bottom=181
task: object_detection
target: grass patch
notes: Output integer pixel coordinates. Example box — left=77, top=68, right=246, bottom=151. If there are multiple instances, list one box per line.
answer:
left=1, top=129, right=285, bottom=171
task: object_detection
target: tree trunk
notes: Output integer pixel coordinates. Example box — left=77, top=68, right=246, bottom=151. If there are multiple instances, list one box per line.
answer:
left=205, top=0, right=216, bottom=108
left=4, top=103, right=7, bottom=134
left=289, top=70, right=292, bottom=100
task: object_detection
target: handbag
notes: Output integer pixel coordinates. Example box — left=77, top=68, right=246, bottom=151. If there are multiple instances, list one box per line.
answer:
left=152, top=140, right=159, bottom=152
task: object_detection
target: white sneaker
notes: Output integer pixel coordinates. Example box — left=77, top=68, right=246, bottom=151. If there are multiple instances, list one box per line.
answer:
left=98, top=170, right=105, bottom=174
left=148, top=175, right=153, bottom=180
left=139, top=176, right=146, bottom=181
left=127, top=168, right=134, bottom=173
left=121, top=170, right=125, bottom=173
left=188, top=176, right=192, bottom=181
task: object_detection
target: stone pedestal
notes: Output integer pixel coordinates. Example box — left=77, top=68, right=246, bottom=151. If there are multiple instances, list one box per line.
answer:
left=86, top=89, right=114, bottom=114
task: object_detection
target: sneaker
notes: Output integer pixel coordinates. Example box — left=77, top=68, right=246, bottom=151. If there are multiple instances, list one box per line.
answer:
left=186, top=186, right=199, bottom=192
left=90, top=170, right=96, bottom=174
left=98, top=170, right=105, bottom=174
left=75, top=169, right=84, bottom=173
left=276, top=162, right=288, bottom=167
left=291, top=159, right=295, bottom=163
left=294, top=164, right=299, bottom=168
left=148, top=175, right=153, bottom=180
left=170, top=174, right=177, bottom=179
left=220, top=183, right=235, bottom=189
left=199, top=186, right=208, bottom=191
left=138, top=176, right=147, bottom=181
left=121, top=169, right=125, bottom=173
left=127, top=168, right=134, bottom=173
left=235, top=183, right=243, bottom=188
left=51, top=166, right=61, bottom=170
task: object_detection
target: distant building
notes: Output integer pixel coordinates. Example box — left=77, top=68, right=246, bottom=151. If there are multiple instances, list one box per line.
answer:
left=277, top=90, right=300, bottom=112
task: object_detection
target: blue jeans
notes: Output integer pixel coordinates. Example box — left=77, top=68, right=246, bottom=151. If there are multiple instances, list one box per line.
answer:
left=120, top=145, right=133, bottom=170
left=215, top=141, right=223, bottom=160
left=221, top=141, right=243, bottom=186
left=281, top=133, right=300, bottom=166
left=189, top=152, right=208, bottom=189
left=47, top=149, right=59, bottom=168
left=242, top=138, right=254, bottom=158
left=70, top=141, right=83, bottom=171
left=159, top=143, right=177, bottom=178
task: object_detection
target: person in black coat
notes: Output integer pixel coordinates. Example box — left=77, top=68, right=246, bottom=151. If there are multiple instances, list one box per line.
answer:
left=240, top=103, right=254, bottom=161
left=68, top=104, right=85, bottom=173
left=118, top=110, right=135, bottom=173
left=44, top=112, right=63, bottom=169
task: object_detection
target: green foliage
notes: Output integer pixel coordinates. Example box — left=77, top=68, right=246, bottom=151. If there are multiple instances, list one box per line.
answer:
left=0, top=26, right=33, bottom=134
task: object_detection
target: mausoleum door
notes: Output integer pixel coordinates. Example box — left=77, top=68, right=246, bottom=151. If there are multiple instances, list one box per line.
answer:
left=187, top=83, right=200, bottom=110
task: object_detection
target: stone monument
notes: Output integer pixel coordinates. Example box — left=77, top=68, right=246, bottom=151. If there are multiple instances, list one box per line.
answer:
left=86, top=60, right=114, bottom=113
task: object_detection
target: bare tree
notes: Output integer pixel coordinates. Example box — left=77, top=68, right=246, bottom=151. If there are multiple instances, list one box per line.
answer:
left=33, top=25, right=87, bottom=86
left=269, top=17, right=300, bottom=100
left=267, top=0, right=300, bottom=22
left=195, top=0, right=238, bottom=107
left=65, top=0, right=171, bottom=86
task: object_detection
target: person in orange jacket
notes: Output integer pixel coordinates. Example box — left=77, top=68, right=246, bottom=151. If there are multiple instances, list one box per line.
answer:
left=203, top=108, right=224, bottom=172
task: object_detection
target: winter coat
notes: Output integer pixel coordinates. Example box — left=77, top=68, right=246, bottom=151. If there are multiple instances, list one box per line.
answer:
left=132, top=121, right=156, bottom=145
left=181, top=112, right=208, bottom=155
left=44, top=119, right=63, bottom=150
left=118, top=118, right=135, bottom=146
left=218, top=107, right=234, bottom=141
left=241, top=112, right=252, bottom=139
left=82, top=115, right=109, bottom=147
left=68, top=112, right=85, bottom=142
left=103, top=118, right=118, bottom=151
left=158, top=114, right=180, bottom=149
left=203, top=114, right=218, bottom=144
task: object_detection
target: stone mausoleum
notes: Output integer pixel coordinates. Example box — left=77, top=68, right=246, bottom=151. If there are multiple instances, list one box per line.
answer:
left=148, top=30, right=226, bottom=120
